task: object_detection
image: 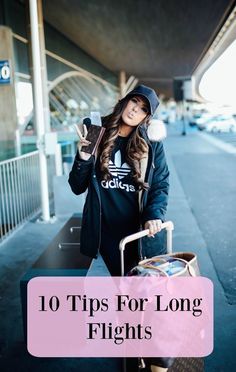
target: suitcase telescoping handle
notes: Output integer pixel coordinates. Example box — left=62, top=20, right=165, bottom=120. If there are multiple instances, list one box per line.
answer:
left=119, top=221, right=174, bottom=276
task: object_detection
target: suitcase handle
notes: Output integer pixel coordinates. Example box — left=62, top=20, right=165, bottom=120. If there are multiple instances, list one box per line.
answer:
left=119, top=221, right=174, bottom=276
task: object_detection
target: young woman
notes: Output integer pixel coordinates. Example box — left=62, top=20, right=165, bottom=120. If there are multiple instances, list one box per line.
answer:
left=69, top=85, right=172, bottom=372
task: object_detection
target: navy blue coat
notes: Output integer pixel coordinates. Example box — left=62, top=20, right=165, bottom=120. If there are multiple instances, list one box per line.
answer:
left=68, top=123, right=169, bottom=260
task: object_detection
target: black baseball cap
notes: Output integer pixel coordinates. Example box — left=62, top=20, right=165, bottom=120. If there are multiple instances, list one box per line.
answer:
left=125, top=84, right=160, bottom=116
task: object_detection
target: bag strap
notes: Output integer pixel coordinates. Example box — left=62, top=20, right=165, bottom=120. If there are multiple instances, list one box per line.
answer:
left=140, top=257, right=186, bottom=275
left=139, top=264, right=169, bottom=277
left=142, top=257, right=167, bottom=265
left=140, top=256, right=197, bottom=277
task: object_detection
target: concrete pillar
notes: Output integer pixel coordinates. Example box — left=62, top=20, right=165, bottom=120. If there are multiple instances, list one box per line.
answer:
left=0, top=26, right=18, bottom=160
left=37, top=0, right=50, bottom=133
left=29, top=0, right=50, bottom=221
left=26, top=0, right=50, bottom=134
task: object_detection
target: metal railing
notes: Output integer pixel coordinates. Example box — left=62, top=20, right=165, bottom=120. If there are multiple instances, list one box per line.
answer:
left=0, top=151, right=55, bottom=243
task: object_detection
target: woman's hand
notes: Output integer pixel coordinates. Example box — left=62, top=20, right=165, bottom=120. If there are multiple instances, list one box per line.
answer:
left=74, top=124, right=92, bottom=161
left=144, top=219, right=162, bottom=237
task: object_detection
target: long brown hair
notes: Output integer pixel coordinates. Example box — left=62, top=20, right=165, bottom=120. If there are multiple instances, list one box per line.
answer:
left=98, top=96, right=151, bottom=190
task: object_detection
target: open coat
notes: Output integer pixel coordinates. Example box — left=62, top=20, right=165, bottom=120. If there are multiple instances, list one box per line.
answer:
left=68, top=119, right=169, bottom=260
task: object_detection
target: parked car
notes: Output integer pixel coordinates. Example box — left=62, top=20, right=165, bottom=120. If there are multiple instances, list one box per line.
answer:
left=189, top=110, right=210, bottom=127
left=205, top=115, right=236, bottom=133
left=189, top=113, right=201, bottom=127
left=195, top=114, right=217, bottom=131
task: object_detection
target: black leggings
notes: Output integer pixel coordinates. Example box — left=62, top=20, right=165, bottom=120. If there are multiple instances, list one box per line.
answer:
left=100, top=240, right=139, bottom=276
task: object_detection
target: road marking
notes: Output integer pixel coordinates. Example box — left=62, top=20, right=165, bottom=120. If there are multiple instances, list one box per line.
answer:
left=197, top=131, right=236, bottom=155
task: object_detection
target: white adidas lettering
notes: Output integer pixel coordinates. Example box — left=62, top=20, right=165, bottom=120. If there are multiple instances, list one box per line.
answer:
left=101, top=178, right=136, bottom=192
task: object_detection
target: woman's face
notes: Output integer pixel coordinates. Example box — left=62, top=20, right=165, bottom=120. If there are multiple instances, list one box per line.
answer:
left=121, top=96, right=149, bottom=127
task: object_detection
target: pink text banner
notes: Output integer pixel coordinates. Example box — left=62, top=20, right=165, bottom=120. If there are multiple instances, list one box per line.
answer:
left=27, top=276, right=213, bottom=357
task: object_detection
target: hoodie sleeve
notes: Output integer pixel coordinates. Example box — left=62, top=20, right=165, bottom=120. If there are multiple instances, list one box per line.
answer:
left=68, top=152, right=94, bottom=195
left=141, top=141, right=169, bottom=223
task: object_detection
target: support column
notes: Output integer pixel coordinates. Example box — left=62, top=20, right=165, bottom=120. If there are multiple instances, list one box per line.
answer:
left=29, top=0, right=50, bottom=221
left=37, top=0, right=50, bottom=133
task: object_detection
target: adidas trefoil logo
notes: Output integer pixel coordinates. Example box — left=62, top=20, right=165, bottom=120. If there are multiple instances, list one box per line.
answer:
left=109, top=150, right=131, bottom=179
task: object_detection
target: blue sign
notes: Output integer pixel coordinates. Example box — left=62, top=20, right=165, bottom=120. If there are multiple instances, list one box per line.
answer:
left=0, top=60, right=11, bottom=84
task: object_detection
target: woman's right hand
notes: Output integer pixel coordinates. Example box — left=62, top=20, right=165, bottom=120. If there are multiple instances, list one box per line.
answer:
left=74, top=124, right=92, bottom=161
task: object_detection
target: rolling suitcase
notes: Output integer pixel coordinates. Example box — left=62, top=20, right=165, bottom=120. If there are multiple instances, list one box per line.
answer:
left=119, top=221, right=203, bottom=372
left=119, top=221, right=174, bottom=372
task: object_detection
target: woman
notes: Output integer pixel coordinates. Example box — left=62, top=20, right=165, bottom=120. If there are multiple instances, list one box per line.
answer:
left=69, top=84, right=172, bottom=372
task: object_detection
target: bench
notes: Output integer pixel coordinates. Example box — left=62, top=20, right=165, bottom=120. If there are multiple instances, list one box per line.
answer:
left=20, top=214, right=93, bottom=341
